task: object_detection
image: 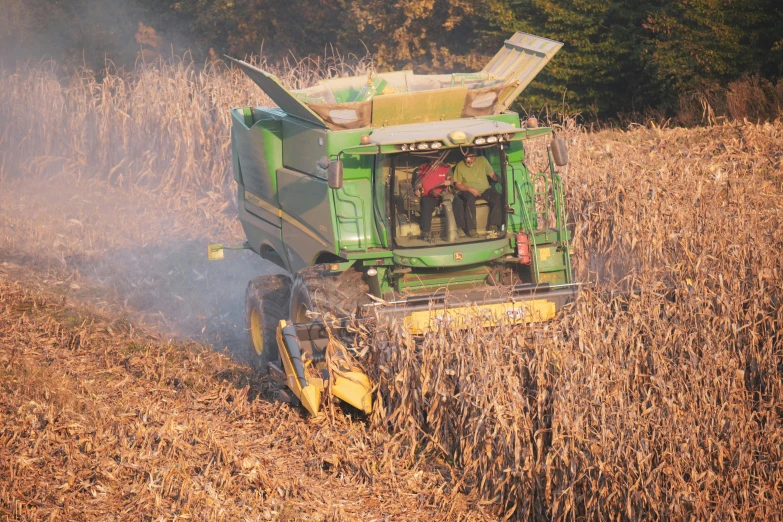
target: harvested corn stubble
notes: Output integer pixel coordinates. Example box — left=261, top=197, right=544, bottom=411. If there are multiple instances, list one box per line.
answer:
left=0, top=280, right=492, bottom=521
left=1, top=59, right=782, bottom=520
left=366, top=121, right=783, bottom=520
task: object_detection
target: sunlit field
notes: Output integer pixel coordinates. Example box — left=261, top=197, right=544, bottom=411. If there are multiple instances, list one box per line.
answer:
left=1, top=59, right=781, bottom=520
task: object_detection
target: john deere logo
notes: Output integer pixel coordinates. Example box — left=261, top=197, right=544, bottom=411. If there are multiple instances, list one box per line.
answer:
left=453, top=251, right=463, bottom=261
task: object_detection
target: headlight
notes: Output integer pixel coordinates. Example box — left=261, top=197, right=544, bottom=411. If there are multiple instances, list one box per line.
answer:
left=474, top=137, right=487, bottom=145
left=486, top=136, right=498, bottom=143
left=448, top=130, right=468, bottom=144
left=398, top=141, right=445, bottom=151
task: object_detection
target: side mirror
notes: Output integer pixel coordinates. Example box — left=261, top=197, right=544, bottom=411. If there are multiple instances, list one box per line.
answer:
left=327, top=159, right=344, bottom=189
left=551, top=137, right=568, bottom=166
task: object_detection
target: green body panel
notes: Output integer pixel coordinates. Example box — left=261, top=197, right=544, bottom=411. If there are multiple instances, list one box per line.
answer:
left=478, top=112, right=521, bottom=128
left=396, top=266, right=495, bottom=293
left=327, top=130, right=374, bottom=160
left=392, top=239, right=513, bottom=268
left=535, top=246, right=569, bottom=272
left=330, top=149, right=384, bottom=252
left=231, top=108, right=293, bottom=269
left=236, top=184, right=291, bottom=271
left=231, top=108, right=284, bottom=208
left=504, top=141, right=533, bottom=233
left=282, top=119, right=328, bottom=175
left=332, top=178, right=379, bottom=251
left=277, top=168, right=335, bottom=272
left=534, top=229, right=567, bottom=243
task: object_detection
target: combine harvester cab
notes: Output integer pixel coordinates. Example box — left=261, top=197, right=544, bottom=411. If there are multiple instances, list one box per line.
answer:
left=212, top=32, right=579, bottom=415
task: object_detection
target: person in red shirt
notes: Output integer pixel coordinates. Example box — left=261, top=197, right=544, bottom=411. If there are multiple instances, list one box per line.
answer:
left=414, top=162, right=466, bottom=242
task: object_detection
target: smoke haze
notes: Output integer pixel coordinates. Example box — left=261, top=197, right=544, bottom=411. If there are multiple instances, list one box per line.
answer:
left=0, top=0, right=194, bottom=71
left=0, top=15, right=285, bottom=360
left=0, top=176, right=285, bottom=359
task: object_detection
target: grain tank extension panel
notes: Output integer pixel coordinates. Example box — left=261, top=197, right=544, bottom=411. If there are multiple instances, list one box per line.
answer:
left=226, top=57, right=329, bottom=128
left=482, top=32, right=563, bottom=113
left=228, top=32, right=561, bottom=129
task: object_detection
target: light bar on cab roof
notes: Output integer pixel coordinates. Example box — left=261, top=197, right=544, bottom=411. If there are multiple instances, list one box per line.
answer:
left=397, top=141, right=445, bottom=151
left=473, top=133, right=513, bottom=145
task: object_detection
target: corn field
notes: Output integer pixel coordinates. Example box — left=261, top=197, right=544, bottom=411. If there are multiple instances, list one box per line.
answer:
left=1, top=60, right=782, bottom=520
left=369, top=122, right=783, bottom=519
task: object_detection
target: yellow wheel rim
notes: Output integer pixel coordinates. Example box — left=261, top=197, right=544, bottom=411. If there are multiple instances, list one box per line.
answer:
left=250, top=308, right=264, bottom=356
left=295, top=302, right=309, bottom=323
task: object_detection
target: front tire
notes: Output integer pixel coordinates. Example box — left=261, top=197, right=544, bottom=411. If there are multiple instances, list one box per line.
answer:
left=245, top=274, right=292, bottom=372
left=289, top=265, right=370, bottom=328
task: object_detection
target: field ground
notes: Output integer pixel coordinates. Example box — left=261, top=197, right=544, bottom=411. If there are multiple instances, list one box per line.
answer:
left=0, top=277, right=489, bottom=521
left=0, top=178, right=490, bottom=520
left=1, top=61, right=782, bottom=520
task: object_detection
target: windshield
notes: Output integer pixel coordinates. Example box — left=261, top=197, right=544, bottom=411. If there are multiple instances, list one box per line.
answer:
left=386, top=146, right=506, bottom=248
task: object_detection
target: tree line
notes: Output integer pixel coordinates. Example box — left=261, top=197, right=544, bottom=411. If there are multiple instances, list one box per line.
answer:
left=3, top=0, right=782, bottom=120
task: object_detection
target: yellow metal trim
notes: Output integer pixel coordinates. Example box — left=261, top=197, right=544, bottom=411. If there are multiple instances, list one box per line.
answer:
left=245, top=190, right=329, bottom=247
left=331, top=372, right=373, bottom=414
left=281, top=211, right=329, bottom=248
left=538, top=272, right=561, bottom=284
left=244, top=190, right=283, bottom=218
left=276, top=320, right=322, bottom=416
left=249, top=308, right=264, bottom=356
left=299, top=385, right=321, bottom=417
left=404, top=299, right=556, bottom=335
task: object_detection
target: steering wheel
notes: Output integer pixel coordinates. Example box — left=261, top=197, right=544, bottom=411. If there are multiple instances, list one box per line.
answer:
left=418, top=179, right=453, bottom=197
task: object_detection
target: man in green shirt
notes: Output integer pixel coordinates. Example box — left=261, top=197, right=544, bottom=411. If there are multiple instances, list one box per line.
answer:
left=453, top=149, right=502, bottom=237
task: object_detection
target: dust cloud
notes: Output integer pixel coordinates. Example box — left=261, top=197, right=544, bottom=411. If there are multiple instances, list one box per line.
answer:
left=0, top=0, right=194, bottom=71
left=0, top=176, right=285, bottom=361
left=0, top=0, right=285, bottom=360
left=85, top=241, right=286, bottom=358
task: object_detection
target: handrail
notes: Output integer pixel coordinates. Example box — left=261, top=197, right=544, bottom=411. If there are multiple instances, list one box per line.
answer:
left=514, top=180, right=541, bottom=282
left=546, top=147, right=574, bottom=282
left=334, top=189, right=367, bottom=250
left=530, top=171, right=551, bottom=229
left=547, top=147, right=563, bottom=231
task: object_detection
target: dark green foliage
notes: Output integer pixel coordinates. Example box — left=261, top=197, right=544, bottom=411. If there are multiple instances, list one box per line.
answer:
left=166, top=0, right=353, bottom=59
left=483, top=0, right=651, bottom=118
left=2, top=0, right=782, bottom=119
left=641, top=0, right=783, bottom=111
left=0, top=0, right=177, bottom=70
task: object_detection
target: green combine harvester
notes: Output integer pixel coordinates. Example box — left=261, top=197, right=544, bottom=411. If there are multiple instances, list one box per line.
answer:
left=209, top=32, right=579, bottom=415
